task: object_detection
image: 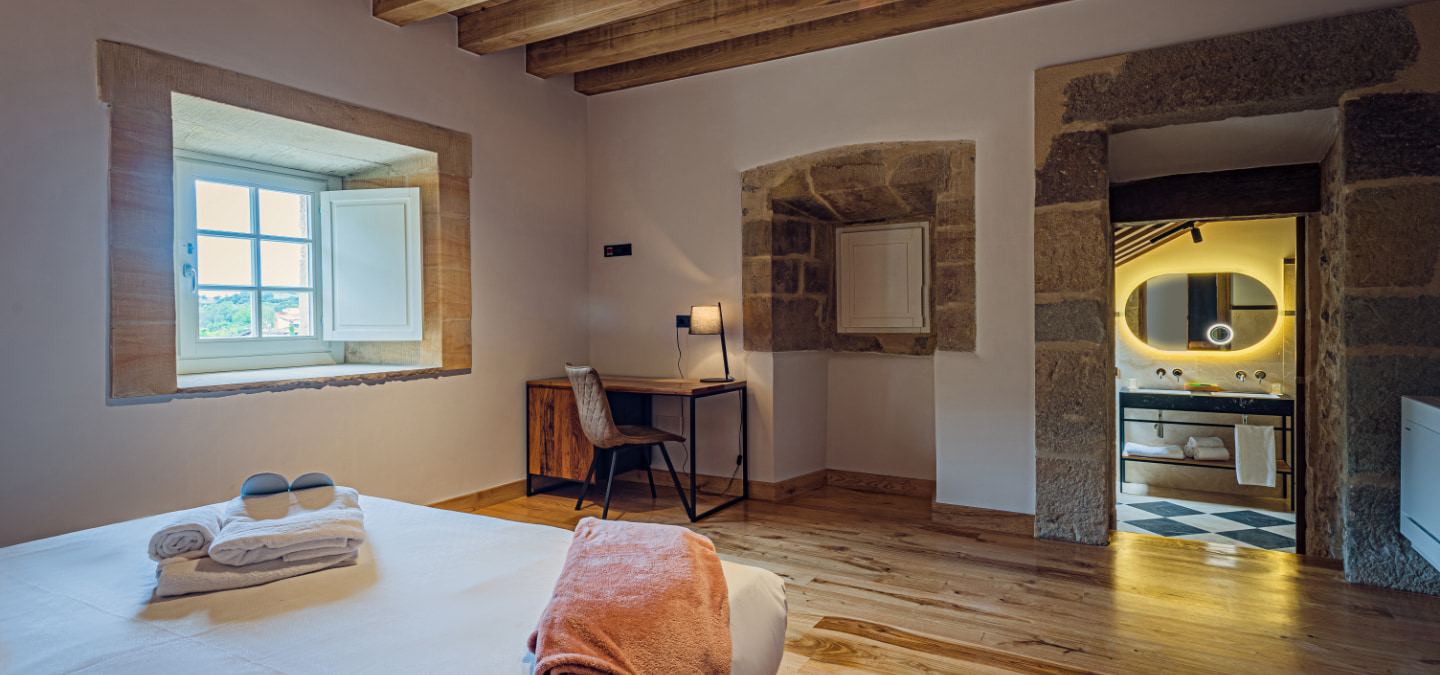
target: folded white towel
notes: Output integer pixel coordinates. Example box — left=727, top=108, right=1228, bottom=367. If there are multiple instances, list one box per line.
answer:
left=1123, top=442, right=1185, bottom=459
left=155, top=550, right=359, bottom=597
left=147, top=504, right=226, bottom=562
left=209, top=486, right=365, bottom=567
left=1191, top=445, right=1230, bottom=462
left=1235, top=424, right=1276, bottom=487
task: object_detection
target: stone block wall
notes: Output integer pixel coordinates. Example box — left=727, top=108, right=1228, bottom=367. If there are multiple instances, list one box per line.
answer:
left=742, top=141, right=976, bottom=357
left=1033, top=2, right=1440, bottom=595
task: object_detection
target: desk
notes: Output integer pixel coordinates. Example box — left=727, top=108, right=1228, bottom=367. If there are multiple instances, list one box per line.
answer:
left=525, top=375, right=748, bottom=521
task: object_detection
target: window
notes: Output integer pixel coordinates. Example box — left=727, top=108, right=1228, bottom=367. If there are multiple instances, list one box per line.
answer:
left=174, top=153, right=343, bottom=373
left=836, top=222, right=930, bottom=333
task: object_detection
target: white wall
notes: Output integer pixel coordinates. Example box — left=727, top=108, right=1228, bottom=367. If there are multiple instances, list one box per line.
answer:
left=0, top=0, right=588, bottom=546
left=584, top=0, right=1407, bottom=514
left=827, top=354, right=935, bottom=480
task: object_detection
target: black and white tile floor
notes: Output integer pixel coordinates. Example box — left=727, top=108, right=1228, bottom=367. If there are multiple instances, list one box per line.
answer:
left=1117, top=492, right=1296, bottom=553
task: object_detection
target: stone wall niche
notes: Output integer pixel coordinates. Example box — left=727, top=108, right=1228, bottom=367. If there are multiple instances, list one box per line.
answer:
left=741, top=141, right=976, bottom=356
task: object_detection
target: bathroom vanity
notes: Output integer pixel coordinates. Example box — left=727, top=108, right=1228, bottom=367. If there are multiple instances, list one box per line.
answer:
left=1119, top=389, right=1296, bottom=509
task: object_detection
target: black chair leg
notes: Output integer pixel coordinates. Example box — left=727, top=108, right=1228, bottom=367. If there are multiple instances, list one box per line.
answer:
left=656, top=442, right=693, bottom=517
left=575, top=448, right=599, bottom=511
left=644, top=445, right=657, bottom=498
left=601, top=448, right=621, bottom=520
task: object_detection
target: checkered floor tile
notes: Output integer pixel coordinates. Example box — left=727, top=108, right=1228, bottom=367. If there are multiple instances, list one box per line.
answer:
left=1116, top=492, right=1296, bottom=553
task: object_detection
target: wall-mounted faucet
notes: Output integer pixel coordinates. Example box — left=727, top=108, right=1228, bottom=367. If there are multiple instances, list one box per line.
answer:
left=1172, top=368, right=1184, bottom=380
left=1235, top=370, right=1247, bottom=383
left=1156, top=368, right=1167, bottom=380
left=1254, top=370, right=1267, bottom=385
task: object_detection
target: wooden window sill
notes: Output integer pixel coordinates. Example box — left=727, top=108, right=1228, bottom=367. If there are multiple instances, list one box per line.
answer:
left=176, top=364, right=439, bottom=394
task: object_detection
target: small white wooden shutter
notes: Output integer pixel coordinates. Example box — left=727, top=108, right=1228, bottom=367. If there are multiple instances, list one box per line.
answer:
left=320, top=187, right=423, bottom=341
left=837, top=223, right=929, bottom=333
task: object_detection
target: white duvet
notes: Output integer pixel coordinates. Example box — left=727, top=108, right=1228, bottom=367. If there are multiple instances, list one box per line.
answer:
left=0, top=497, right=787, bottom=674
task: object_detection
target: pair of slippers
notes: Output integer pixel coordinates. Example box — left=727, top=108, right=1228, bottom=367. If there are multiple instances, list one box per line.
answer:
left=240, top=471, right=335, bottom=497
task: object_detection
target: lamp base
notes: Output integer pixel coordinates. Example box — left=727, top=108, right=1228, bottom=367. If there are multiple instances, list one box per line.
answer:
left=699, top=377, right=735, bottom=383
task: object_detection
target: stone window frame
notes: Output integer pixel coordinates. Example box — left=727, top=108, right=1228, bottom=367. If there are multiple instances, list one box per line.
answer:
left=1031, top=3, right=1440, bottom=596
left=98, top=41, right=472, bottom=398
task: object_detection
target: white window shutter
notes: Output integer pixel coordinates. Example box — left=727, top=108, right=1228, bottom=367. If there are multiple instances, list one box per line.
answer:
left=837, top=223, right=929, bottom=333
left=320, top=187, right=423, bottom=341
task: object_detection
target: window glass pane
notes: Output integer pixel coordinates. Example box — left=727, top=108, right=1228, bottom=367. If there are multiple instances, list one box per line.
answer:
left=261, top=291, right=313, bottom=337
left=197, top=236, right=254, bottom=286
left=260, top=240, right=311, bottom=288
left=195, top=181, right=251, bottom=233
left=198, top=290, right=255, bottom=339
left=259, top=189, right=310, bottom=238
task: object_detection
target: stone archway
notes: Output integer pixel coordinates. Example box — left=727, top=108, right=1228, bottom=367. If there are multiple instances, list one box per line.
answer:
left=1032, top=4, right=1440, bottom=596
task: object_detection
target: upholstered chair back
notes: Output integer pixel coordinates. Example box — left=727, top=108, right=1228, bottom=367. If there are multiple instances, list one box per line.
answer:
left=565, top=364, right=625, bottom=449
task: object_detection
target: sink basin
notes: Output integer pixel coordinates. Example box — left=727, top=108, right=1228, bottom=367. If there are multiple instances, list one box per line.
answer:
left=1126, top=388, right=1284, bottom=399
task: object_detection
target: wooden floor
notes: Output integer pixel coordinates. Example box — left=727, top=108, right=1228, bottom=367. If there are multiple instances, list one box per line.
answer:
left=450, top=482, right=1440, bottom=674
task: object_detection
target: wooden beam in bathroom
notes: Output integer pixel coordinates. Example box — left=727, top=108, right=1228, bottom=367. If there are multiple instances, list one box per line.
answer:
left=527, top=0, right=918, bottom=79
left=571, top=0, right=1077, bottom=95
left=1109, top=163, right=1322, bottom=225
left=458, top=0, right=689, bottom=55
left=373, top=0, right=495, bottom=26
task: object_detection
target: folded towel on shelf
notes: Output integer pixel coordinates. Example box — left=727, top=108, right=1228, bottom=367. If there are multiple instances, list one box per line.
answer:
left=528, top=517, right=731, bottom=675
left=209, top=486, right=365, bottom=567
left=1191, top=445, right=1231, bottom=462
left=155, top=550, right=359, bottom=597
left=147, top=504, right=226, bottom=562
left=1122, top=442, right=1186, bottom=459
left=1235, top=424, right=1277, bottom=487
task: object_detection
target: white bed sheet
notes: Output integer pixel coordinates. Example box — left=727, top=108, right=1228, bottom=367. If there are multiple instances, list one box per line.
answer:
left=0, top=497, right=787, bottom=674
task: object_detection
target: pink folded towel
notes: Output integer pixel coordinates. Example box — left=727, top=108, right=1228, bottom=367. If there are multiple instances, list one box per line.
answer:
left=528, top=517, right=732, bottom=675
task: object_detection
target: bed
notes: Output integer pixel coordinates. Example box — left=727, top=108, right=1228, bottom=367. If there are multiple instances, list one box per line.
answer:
left=0, top=497, right=788, bottom=674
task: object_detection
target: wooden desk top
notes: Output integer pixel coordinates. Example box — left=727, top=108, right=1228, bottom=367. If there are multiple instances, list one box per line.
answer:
left=527, top=375, right=746, bottom=396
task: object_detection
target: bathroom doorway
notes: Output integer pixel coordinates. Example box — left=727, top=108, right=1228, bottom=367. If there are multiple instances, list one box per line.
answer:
left=1114, top=216, right=1306, bottom=553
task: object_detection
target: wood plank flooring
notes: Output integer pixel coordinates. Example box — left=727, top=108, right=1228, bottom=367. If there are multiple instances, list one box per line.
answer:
left=447, top=482, right=1440, bottom=674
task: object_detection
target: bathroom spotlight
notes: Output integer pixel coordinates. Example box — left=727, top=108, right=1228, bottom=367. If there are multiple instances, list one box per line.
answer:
left=1207, top=323, right=1234, bottom=345
left=1191, top=226, right=1203, bottom=243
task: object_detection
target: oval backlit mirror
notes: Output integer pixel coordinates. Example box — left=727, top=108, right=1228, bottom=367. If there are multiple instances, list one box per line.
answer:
left=1123, top=272, right=1277, bottom=351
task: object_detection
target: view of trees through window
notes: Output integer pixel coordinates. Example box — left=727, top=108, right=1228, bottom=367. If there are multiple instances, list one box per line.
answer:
left=198, top=292, right=305, bottom=339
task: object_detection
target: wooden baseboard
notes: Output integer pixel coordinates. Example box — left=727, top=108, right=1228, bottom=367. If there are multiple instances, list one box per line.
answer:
left=428, top=480, right=527, bottom=513
left=753, top=470, right=828, bottom=501
left=605, top=467, right=938, bottom=502
left=930, top=502, right=1036, bottom=536
left=826, top=469, right=935, bottom=499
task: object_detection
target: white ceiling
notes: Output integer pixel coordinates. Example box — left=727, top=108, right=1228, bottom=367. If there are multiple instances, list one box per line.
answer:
left=171, top=94, right=435, bottom=177
left=1108, top=108, right=1339, bottom=184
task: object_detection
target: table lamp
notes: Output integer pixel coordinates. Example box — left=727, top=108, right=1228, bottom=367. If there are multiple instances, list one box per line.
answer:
left=689, top=302, right=733, bottom=383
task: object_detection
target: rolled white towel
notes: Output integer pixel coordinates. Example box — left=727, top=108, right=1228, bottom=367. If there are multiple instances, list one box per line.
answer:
left=147, top=503, right=226, bottom=562
left=1184, top=437, right=1227, bottom=459
left=209, top=486, right=365, bottom=567
left=1122, top=442, right=1185, bottom=459
left=155, top=550, right=359, bottom=597
left=1191, top=445, right=1230, bottom=461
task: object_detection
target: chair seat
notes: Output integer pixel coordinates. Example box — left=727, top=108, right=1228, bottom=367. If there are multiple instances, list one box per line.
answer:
left=616, top=425, right=686, bottom=445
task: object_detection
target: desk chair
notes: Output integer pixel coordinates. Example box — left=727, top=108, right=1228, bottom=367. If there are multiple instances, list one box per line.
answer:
left=565, top=364, right=691, bottom=519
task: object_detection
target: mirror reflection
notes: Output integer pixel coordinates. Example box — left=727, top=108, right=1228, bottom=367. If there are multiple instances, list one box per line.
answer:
left=1124, top=272, right=1277, bottom=351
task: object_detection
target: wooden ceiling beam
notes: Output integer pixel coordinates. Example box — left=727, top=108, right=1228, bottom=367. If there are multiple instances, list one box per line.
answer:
left=572, top=0, right=1074, bottom=95
left=458, top=0, right=688, bottom=56
left=374, top=0, right=495, bottom=26
left=527, top=0, right=918, bottom=80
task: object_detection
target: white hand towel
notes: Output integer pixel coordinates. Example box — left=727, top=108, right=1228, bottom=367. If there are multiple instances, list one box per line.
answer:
left=209, top=486, right=365, bottom=567
left=1235, top=424, right=1276, bottom=487
left=1123, top=442, right=1185, bottom=459
left=147, top=504, right=226, bottom=562
left=155, top=550, right=359, bottom=597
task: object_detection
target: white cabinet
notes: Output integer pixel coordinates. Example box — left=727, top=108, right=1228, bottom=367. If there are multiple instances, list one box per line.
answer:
left=1401, top=396, right=1440, bottom=572
left=836, top=222, right=928, bottom=333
